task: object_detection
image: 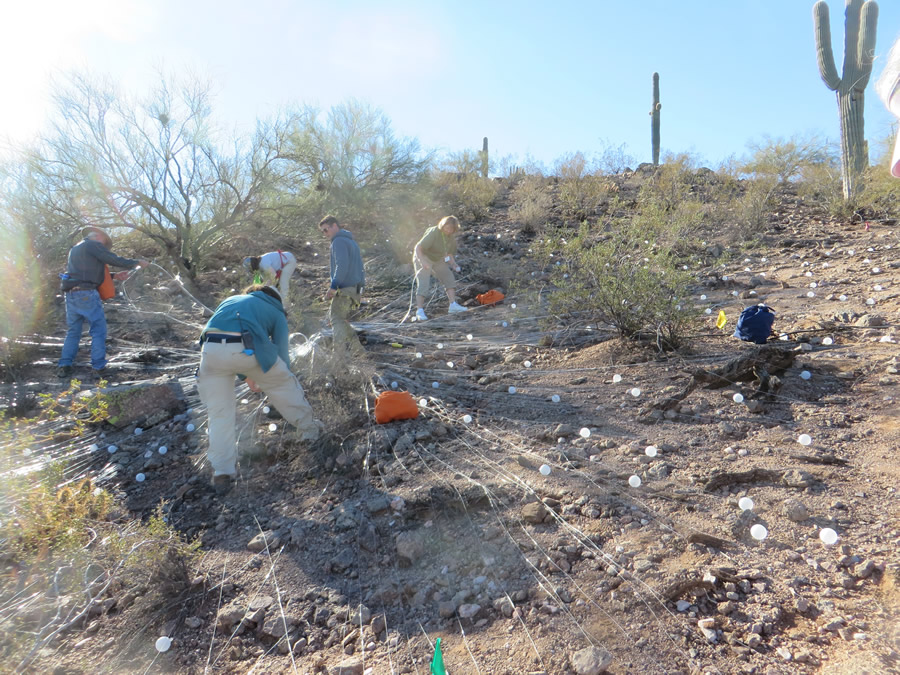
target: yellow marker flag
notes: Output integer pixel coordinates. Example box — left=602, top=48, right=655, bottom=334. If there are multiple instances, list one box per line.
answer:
left=716, top=310, right=727, bottom=330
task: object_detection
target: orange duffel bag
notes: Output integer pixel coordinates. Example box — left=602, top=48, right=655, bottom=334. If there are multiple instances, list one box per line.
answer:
left=98, top=265, right=116, bottom=300
left=374, top=390, right=420, bottom=424
left=476, top=289, right=505, bottom=305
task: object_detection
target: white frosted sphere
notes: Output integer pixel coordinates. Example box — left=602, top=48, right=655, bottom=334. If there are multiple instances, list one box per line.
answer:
left=750, top=524, right=768, bottom=541
left=107, top=445, right=118, bottom=454
left=738, top=497, right=754, bottom=511
left=437, top=343, right=444, bottom=349
left=466, top=334, right=473, bottom=341
left=88, top=444, right=99, bottom=452
left=579, top=427, right=591, bottom=439
left=524, top=360, right=532, bottom=368
left=511, top=303, right=517, bottom=309
left=508, top=386, right=517, bottom=394
left=733, top=393, right=744, bottom=403
left=268, top=423, right=277, bottom=432
left=135, top=473, right=146, bottom=482
left=539, top=464, right=551, bottom=476
left=628, top=475, right=642, bottom=488
left=390, top=382, right=397, bottom=390
left=800, top=371, right=811, bottom=380
left=263, top=406, right=271, bottom=413
left=155, top=636, right=172, bottom=652
left=551, top=394, right=560, bottom=403
left=705, top=308, right=712, bottom=315
left=415, top=352, right=422, bottom=358
left=645, top=446, right=657, bottom=457
left=185, top=423, right=195, bottom=432
left=823, top=337, right=833, bottom=345
left=158, top=446, right=168, bottom=455
left=819, top=527, right=839, bottom=546
left=807, top=291, right=815, bottom=298
left=612, top=374, right=622, bottom=383
left=462, top=414, right=472, bottom=424
left=432, top=382, right=440, bottom=389
left=630, top=388, right=641, bottom=397
left=700, top=294, right=707, bottom=300
left=447, top=361, right=454, bottom=368
left=798, top=434, right=812, bottom=446
left=419, top=398, right=428, bottom=406
left=134, top=428, right=143, bottom=436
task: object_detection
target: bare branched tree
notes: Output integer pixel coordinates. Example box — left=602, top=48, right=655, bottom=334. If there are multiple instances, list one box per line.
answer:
left=6, top=72, right=301, bottom=290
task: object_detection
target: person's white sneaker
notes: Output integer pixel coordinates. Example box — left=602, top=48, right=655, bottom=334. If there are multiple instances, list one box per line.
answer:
left=448, top=302, right=468, bottom=314
left=415, top=308, right=428, bottom=321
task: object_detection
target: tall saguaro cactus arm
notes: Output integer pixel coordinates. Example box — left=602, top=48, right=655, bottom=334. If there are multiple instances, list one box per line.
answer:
left=650, top=72, right=661, bottom=166
left=813, top=0, right=879, bottom=201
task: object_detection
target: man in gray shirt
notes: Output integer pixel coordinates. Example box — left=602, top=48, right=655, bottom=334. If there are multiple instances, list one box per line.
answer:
left=57, top=226, right=149, bottom=378
left=318, top=215, right=365, bottom=354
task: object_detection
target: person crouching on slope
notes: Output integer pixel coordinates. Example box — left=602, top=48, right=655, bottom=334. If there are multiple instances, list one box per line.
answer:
left=413, top=215, right=467, bottom=321
left=197, top=284, right=322, bottom=495
left=242, top=250, right=297, bottom=308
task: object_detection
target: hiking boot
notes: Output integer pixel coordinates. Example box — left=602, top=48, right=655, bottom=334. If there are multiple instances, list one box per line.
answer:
left=56, top=365, right=75, bottom=379
left=212, top=474, right=234, bottom=496
left=448, top=302, right=468, bottom=314
left=415, top=308, right=428, bottom=321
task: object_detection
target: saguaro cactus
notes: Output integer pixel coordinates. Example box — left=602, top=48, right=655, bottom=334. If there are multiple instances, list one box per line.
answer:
left=650, top=72, right=661, bottom=166
left=814, top=0, right=879, bottom=200
left=480, top=137, right=489, bottom=178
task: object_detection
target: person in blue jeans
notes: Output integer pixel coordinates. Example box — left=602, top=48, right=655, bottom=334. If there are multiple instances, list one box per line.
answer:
left=57, top=227, right=149, bottom=378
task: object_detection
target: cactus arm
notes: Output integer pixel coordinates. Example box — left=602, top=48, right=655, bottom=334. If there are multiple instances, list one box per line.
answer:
left=854, top=1, right=879, bottom=91
left=814, top=2, right=841, bottom=90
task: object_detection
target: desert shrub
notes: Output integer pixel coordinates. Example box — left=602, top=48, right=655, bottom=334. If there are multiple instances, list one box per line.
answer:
left=796, top=161, right=848, bottom=218
left=856, top=133, right=900, bottom=221
left=537, top=221, right=695, bottom=349
left=733, top=176, right=779, bottom=237
left=638, top=152, right=699, bottom=212
left=432, top=171, right=498, bottom=222
left=595, top=139, right=636, bottom=175
left=0, top=463, right=199, bottom=668
left=508, top=176, right=552, bottom=234
left=740, top=135, right=831, bottom=184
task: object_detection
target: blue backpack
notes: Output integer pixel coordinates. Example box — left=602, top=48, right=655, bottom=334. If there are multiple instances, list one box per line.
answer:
left=733, top=304, right=775, bottom=344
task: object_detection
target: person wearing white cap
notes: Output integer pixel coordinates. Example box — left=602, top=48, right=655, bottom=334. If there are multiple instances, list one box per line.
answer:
left=876, top=34, right=900, bottom=178
left=242, top=250, right=297, bottom=308
left=56, top=226, right=149, bottom=378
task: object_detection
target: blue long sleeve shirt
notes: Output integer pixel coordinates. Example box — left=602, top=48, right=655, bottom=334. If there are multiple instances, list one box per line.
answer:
left=201, top=291, right=289, bottom=372
left=329, top=230, right=365, bottom=290
left=62, top=238, right=139, bottom=289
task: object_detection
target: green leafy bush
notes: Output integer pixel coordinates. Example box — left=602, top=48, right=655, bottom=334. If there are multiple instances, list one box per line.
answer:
left=509, top=176, right=552, bottom=234
left=538, top=221, right=695, bottom=349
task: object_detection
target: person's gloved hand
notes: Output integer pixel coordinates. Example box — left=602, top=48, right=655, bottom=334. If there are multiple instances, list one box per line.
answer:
left=113, top=271, right=130, bottom=281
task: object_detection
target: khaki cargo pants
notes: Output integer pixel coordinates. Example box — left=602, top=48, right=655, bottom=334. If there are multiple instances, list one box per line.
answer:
left=330, top=287, right=363, bottom=354
left=197, top=342, right=319, bottom=476
left=414, top=259, right=456, bottom=296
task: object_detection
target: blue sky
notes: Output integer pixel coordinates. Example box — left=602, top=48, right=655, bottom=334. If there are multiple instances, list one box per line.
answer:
left=2, top=0, right=899, bottom=168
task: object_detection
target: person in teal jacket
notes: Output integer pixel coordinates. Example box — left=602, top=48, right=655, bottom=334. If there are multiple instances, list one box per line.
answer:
left=197, top=284, right=321, bottom=494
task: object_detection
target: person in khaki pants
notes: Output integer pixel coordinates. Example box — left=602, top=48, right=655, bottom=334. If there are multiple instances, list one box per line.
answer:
left=318, top=215, right=365, bottom=354
left=413, top=215, right=468, bottom=321
left=197, top=284, right=322, bottom=494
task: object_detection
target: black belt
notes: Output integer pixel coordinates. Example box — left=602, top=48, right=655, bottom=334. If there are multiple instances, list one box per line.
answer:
left=66, top=286, right=96, bottom=293
left=202, top=333, right=243, bottom=344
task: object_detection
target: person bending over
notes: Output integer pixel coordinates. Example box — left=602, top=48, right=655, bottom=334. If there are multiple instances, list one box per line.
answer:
left=413, top=215, right=467, bottom=321
left=197, top=284, right=322, bottom=495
